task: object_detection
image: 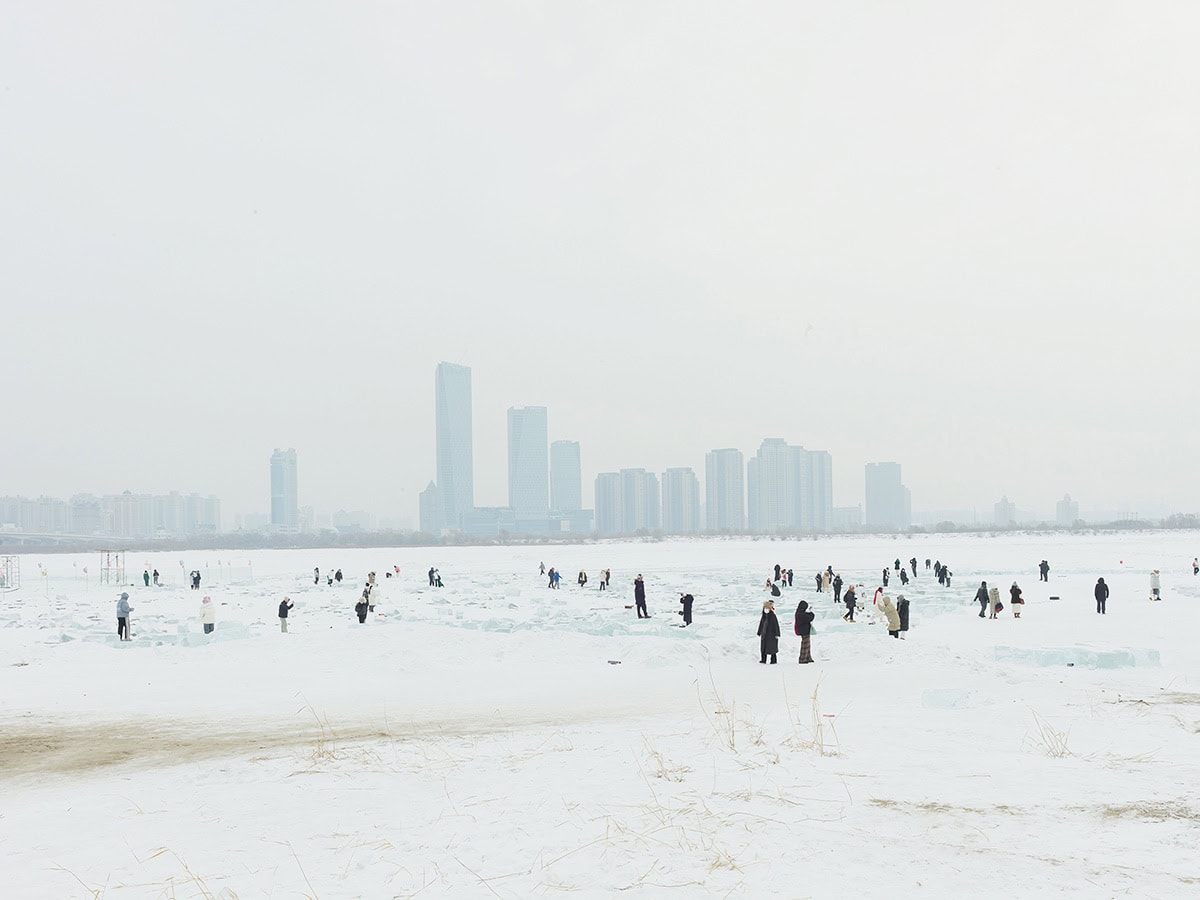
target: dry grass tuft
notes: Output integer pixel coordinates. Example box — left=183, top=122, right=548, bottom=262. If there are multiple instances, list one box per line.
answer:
left=1027, top=712, right=1073, bottom=758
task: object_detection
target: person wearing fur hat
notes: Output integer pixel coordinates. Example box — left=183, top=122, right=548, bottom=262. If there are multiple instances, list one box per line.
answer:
left=757, top=600, right=780, bottom=664
left=896, top=595, right=910, bottom=638
left=795, top=600, right=815, bottom=663
left=880, top=594, right=901, bottom=638
left=200, top=595, right=216, bottom=633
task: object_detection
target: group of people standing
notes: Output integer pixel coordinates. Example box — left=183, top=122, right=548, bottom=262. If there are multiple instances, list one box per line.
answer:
left=757, top=597, right=814, bottom=664
left=973, top=581, right=1025, bottom=619
left=540, top=562, right=612, bottom=591
left=314, top=567, right=344, bottom=586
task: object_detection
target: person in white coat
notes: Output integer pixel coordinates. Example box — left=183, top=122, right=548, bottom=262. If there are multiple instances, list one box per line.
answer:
left=880, top=594, right=901, bottom=638
left=201, top=595, right=216, bottom=634
left=1150, top=570, right=1161, bottom=601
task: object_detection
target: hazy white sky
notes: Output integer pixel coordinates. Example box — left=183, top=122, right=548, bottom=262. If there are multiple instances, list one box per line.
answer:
left=2, top=2, right=1198, bottom=522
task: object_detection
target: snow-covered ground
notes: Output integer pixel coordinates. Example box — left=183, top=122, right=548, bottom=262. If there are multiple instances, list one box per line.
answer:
left=2, top=533, right=1199, bottom=897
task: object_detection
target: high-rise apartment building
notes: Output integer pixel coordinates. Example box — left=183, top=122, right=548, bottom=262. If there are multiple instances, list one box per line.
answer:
left=864, top=462, right=911, bottom=529
left=1056, top=493, right=1079, bottom=526
left=435, top=362, right=474, bottom=530
left=748, top=439, right=802, bottom=532
left=620, top=468, right=660, bottom=533
left=662, top=467, right=701, bottom=534
left=270, top=448, right=299, bottom=532
left=594, top=472, right=623, bottom=534
left=705, top=448, right=745, bottom=531
left=550, top=440, right=582, bottom=513
left=507, top=406, right=549, bottom=524
left=805, top=450, right=833, bottom=531
left=747, top=439, right=834, bottom=532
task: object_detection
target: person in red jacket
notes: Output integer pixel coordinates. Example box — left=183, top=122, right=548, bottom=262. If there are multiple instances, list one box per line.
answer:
left=795, top=600, right=815, bottom=664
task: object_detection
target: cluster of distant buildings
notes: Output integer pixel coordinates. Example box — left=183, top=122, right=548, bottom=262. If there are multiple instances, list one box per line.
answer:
left=414, top=362, right=914, bottom=538
left=3, top=364, right=1107, bottom=543
left=0, top=492, right=221, bottom=538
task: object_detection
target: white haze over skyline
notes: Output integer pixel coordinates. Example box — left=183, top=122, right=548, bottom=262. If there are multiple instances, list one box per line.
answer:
left=2, top=2, right=1198, bottom=524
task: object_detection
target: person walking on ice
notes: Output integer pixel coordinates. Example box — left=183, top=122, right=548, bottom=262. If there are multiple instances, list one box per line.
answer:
left=1095, top=577, right=1109, bottom=614
left=975, top=581, right=990, bottom=618
left=842, top=586, right=857, bottom=622
left=1150, top=570, right=1162, bottom=601
left=988, top=584, right=1002, bottom=619
left=279, top=596, right=294, bottom=632
left=201, top=595, right=216, bottom=633
left=116, top=592, right=132, bottom=641
left=896, top=594, right=910, bottom=638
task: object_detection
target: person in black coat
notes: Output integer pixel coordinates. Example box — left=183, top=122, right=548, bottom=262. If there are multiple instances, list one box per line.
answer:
left=679, top=593, right=694, bottom=626
left=278, top=596, right=294, bottom=632
left=354, top=593, right=369, bottom=623
left=896, top=594, right=910, bottom=639
left=1039, top=560, right=1050, bottom=582
left=758, top=600, right=780, bottom=663
left=814, top=572, right=822, bottom=592
left=975, top=581, right=989, bottom=618
left=832, top=574, right=843, bottom=603
left=634, top=574, right=648, bottom=618
left=842, top=586, right=857, bottom=622
left=774, top=563, right=782, bottom=582
left=795, top=600, right=815, bottom=663
left=899, top=569, right=909, bottom=585
left=1095, top=577, right=1109, bottom=614
left=882, top=567, right=889, bottom=587
left=910, top=557, right=918, bottom=576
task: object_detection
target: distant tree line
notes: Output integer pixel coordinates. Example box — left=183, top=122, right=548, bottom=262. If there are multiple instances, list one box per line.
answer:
left=3, top=514, right=1197, bottom=555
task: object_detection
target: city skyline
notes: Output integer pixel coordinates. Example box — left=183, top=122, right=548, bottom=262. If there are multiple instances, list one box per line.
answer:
left=3, top=5, right=1197, bottom=525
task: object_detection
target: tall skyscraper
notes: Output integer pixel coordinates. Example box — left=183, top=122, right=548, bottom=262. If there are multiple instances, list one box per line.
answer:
left=619, top=468, right=660, bottom=533
left=550, top=440, right=582, bottom=513
left=507, top=406, right=549, bottom=523
left=594, top=472, right=622, bottom=534
left=865, top=462, right=911, bottom=529
left=435, top=362, right=474, bottom=531
left=705, top=448, right=745, bottom=531
left=662, top=467, right=701, bottom=534
left=805, top=450, right=833, bottom=531
left=1056, top=493, right=1079, bottom=526
left=270, top=448, right=299, bottom=532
